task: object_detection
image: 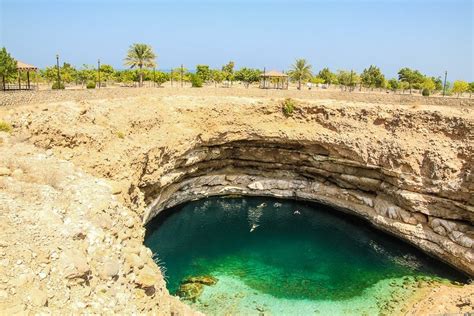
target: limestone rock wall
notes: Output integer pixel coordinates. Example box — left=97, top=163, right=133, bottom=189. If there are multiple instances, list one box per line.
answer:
left=140, top=140, right=474, bottom=276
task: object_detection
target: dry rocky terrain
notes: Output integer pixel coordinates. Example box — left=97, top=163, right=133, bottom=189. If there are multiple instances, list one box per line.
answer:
left=0, top=87, right=473, bottom=315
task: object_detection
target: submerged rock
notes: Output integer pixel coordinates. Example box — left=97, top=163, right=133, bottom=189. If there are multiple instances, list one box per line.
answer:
left=177, top=275, right=218, bottom=301
left=182, top=275, right=218, bottom=286
left=177, top=282, right=204, bottom=302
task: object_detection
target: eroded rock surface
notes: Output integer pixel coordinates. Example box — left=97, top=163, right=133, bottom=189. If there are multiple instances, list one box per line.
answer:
left=0, top=133, right=196, bottom=314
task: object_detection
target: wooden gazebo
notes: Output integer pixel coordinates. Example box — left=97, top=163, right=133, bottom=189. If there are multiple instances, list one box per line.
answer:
left=16, top=61, right=38, bottom=90
left=260, top=70, right=288, bottom=90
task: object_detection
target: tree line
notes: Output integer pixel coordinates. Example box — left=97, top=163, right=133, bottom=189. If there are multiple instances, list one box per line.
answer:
left=1, top=45, right=473, bottom=96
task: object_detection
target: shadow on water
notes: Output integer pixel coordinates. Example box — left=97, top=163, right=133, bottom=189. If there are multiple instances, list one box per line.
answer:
left=145, top=196, right=469, bottom=301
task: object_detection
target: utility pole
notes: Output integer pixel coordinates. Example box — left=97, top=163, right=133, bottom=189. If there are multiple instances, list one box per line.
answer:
left=263, top=67, right=266, bottom=89
left=170, top=69, right=173, bottom=87
left=443, top=71, right=447, bottom=97
left=56, top=54, right=61, bottom=88
left=97, top=59, right=101, bottom=89
left=180, top=64, right=183, bottom=87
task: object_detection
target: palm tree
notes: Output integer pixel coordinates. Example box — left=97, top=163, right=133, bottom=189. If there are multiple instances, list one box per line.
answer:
left=124, top=43, right=156, bottom=87
left=288, top=58, right=312, bottom=90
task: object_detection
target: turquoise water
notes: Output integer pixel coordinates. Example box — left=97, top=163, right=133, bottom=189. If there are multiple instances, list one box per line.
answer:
left=145, top=197, right=467, bottom=315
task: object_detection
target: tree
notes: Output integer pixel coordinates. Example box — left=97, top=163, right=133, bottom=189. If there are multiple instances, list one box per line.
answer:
left=317, top=67, right=336, bottom=85
left=190, top=74, right=203, bottom=87
left=234, top=68, right=261, bottom=88
left=124, top=43, right=156, bottom=87
left=0, top=47, right=17, bottom=90
left=152, top=71, right=169, bottom=86
left=40, top=67, right=58, bottom=83
left=41, top=62, right=78, bottom=85
left=222, top=61, right=235, bottom=84
left=60, top=63, right=77, bottom=84
left=468, top=82, right=474, bottom=98
left=196, top=65, right=211, bottom=82
left=360, top=65, right=385, bottom=89
left=288, top=58, right=312, bottom=90
left=397, top=68, right=424, bottom=94
left=431, top=76, right=443, bottom=91
left=99, top=64, right=115, bottom=82
left=76, top=65, right=97, bottom=86
left=337, top=70, right=359, bottom=91
left=422, top=77, right=436, bottom=92
left=310, top=77, right=325, bottom=84
left=211, top=69, right=225, bottom=87
left=170, top=67, right=190, bottom=83
left=452, top=80, right=469, bottom=97
left=116, top=70, right=138, bottom=86
left=387, top=78, right=400, bottom=92
left=399, top=81, right=409, bottom=93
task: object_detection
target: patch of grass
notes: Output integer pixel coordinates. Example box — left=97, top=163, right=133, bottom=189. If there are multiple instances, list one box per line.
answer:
left=116, top=131, right=125, bottom=139
left=282, top=98, right=296, bottom=116
left=0, top=121, right=12, bottom=133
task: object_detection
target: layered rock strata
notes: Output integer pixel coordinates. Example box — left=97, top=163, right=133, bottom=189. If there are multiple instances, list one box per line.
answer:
left=142, top=140, right=473, bottom=276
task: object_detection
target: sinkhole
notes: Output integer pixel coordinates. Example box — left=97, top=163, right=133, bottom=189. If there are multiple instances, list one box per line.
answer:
left=144, top=196, right=468, bottom=315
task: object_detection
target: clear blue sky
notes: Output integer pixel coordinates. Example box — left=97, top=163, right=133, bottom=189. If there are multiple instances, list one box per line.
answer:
left=1, top=0, right=473, bottom=80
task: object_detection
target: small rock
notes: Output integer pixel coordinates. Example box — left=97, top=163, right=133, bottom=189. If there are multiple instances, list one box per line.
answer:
left=124, top=218, right=135, bottom=228
left=135, top=266, right=158, bottom=288
left=248, top=181, right=264, bottom=190
left=49, top=251, right=59, bottom=260
left=125, top=253, right=144, bottom=269
left=59, top=249, right=90, bottom=279
left=99, top=260, right=120, bottom=279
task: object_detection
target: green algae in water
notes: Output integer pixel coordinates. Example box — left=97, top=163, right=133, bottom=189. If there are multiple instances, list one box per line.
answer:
left=145, top=197, right=467, bottom=315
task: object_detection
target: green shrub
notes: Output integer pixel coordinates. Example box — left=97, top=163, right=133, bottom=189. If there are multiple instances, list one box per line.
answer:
left=282, top=98, right=296, bottom=116
left=86, top=81, right=96, bottom=89
left=0, top=120, right=12, bottom=133
left=116, top=131, right=125, bottom=139
left=52, top=82, right=65, bottom=90
left=191, top=74, right=203, bottom=88
left=422, top=88, right=430, bottom=97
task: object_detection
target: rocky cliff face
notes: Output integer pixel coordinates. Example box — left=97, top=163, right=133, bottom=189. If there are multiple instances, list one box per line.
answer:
left=141, top=138, right=473, bottom=276
left=2, top=91, right=473, bottom=313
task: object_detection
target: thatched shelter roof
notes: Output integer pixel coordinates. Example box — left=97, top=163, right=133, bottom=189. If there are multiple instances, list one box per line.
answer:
left=260, top=70, right=288, bottom=77
left=17, top=61, right=38, bottom=71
